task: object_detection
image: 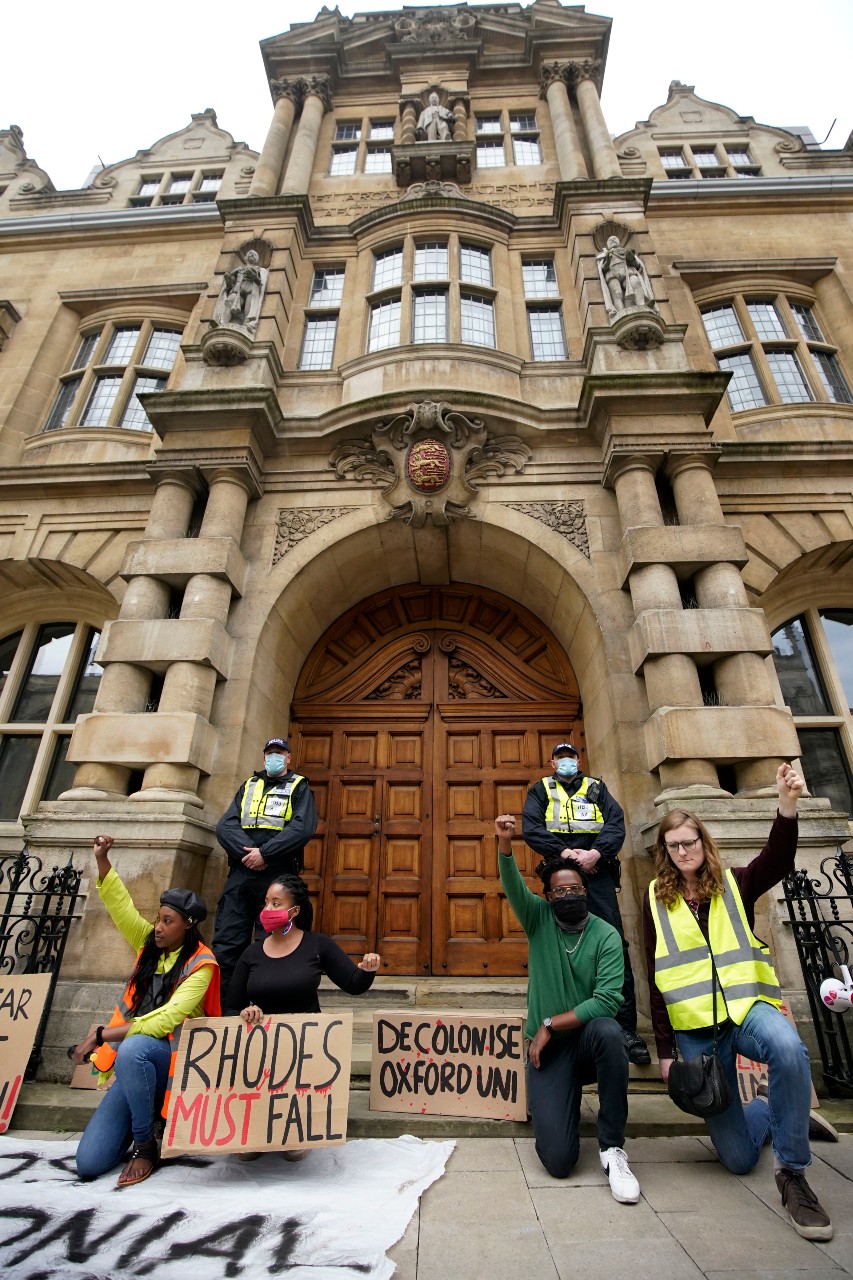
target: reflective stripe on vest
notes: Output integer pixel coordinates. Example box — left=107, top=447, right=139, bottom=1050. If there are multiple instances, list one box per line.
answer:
left=649, top=868, right=782, bottom=1029
left=239, top=773, right=305, bottom=832
left=91, top=941, right=220, bottom=1116
left=543, top=775, right=604, bottom=835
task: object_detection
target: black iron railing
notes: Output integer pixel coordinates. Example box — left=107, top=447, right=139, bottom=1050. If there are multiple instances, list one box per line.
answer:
left=783, top=848, right=853, bottom=1096
left=0, top=846, right=82, bottom=1078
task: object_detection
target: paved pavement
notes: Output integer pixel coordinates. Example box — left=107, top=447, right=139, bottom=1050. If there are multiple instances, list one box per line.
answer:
left=11, top=1128, right=853, bottom=1278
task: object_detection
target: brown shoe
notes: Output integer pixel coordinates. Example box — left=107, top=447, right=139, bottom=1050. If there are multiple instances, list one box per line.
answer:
left=775, top=1169, right=833, bottom=1241
left=283, top=1149, right=309, bottom=1161
left=117, top=1139, right=159, bottom=1188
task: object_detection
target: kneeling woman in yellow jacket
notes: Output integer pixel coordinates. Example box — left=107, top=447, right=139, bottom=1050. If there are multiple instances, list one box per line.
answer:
left=73, top=834, right=220, bottom=1187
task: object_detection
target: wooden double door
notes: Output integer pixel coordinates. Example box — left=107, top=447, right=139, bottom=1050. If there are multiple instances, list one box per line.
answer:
left=290, top=585, right=583, bottom=976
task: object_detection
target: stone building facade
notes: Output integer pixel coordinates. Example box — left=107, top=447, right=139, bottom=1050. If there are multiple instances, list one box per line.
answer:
left=2, top=1, right=853, bottom=1076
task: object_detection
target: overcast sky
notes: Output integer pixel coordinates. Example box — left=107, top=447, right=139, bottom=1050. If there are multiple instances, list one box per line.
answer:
left=5, top=1, right=852, bottom=190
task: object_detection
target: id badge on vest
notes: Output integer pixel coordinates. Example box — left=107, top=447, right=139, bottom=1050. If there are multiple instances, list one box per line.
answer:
left=264, top=792, right=287, bottom=818
left=572, top=800, right=595, bottom=821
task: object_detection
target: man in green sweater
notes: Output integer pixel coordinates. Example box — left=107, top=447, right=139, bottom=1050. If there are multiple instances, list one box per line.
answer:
left=496, top=814, right=640, bottom=1203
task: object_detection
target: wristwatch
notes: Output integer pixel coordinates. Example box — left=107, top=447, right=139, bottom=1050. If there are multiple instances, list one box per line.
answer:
left=542, top=1017, right=553, bottom=1031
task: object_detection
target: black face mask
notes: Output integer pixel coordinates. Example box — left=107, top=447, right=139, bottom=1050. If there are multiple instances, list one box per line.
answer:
left=551, top=896, right=589, bottom=930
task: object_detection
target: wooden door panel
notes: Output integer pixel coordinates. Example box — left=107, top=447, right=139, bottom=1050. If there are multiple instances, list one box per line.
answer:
left=342, top=733, right=377, bottom=767
left=388, top=733, right=422, bottom=766
left=445, top=732, right=480, bottom=767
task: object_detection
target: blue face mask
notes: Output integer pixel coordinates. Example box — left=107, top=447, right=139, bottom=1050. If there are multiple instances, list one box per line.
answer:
left=264, top=754, right=286, bottom=776
left=555, top=757, right=578, bottom=779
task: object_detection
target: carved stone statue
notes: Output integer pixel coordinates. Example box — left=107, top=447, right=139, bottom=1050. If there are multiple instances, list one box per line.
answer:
left=417, top=93, right=453, bottom=142
left=211, top=250, right=267, bottom=335
left=596, top=235, right=655, bottom=316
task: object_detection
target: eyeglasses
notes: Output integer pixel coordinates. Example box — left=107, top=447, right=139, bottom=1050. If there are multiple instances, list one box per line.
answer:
left=547, top=885, right=587, bottom=898
left=664, top=836, right=702, bottom=854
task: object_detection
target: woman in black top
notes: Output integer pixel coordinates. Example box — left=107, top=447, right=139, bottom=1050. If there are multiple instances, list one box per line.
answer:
left=226, top=873, right=380, bottom=1019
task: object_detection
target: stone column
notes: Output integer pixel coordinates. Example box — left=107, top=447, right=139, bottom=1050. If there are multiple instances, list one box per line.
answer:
left=66, top=476, right=197, bottom=798
left=281, top=76, right=332, bottom=196
left=539, top=63, right=588, bottom=181
left=399, top=100, right=419, bottom=146
left=249, top=79, right=304, bottom=197
left=449, top=95, right=469, bottom=143
left=570, top=61, right=622, bottom=180
left=669, top=454, right=782, bottom=793
left=611, top=456, right=719, bottom=791
left=137, top=472, right=253, bottom=803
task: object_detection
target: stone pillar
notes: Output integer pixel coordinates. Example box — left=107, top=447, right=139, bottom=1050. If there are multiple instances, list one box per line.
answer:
left=449, top=95, right=469, bottom=143
left=137, top=472, right=253, bottom=803
left=400, top=100, right=419, bottom=146
left=539, top=63, right=588, bottom=181
left=249, top=80, right=303, bottom=197
left=281, top=76, right=332, bottom=195
left=570, top=61, right=622, bottom=180
left=669, top=454, right=783, bottom=793
left=611, top=456, right=719, bottom=791
left=66, top=476, right=197, bottom=799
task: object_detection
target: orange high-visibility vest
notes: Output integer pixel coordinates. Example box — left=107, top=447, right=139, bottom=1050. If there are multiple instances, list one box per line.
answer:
left=92, top=942, right=220, bottom=1117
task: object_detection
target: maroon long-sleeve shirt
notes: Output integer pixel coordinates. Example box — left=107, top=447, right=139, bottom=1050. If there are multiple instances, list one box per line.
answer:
left=642, top=811, right=798, bottom=1059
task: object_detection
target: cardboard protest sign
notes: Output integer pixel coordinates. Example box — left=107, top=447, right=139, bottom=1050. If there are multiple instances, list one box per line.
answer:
left=0, top=973, right=51, bottom=1131
left=370, top=1010, right=527, bottom=1121
left=163, top=1012, right=353, bottom=1157
left=736, top=1002, right=820, bottom=1108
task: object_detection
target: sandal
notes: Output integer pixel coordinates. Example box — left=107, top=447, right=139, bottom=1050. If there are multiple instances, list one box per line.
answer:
left=117, top=1139, right=159, bottom=1188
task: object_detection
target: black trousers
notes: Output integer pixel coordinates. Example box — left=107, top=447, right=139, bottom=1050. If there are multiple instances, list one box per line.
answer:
left=212, top=858, right=299, bottom=1001
left=527, top=1017, right=629, bottom=1179
left=585, top=872, right=637, bottom=1034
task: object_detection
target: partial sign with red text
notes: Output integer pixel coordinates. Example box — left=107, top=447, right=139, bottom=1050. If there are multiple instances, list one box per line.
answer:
left=0, top=974, right=51, bottom=1131
left=163, top=1012, right=353, bottom=1156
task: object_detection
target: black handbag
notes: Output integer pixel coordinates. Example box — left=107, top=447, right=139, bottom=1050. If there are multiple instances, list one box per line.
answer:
left=666, top=962, right=733, bottom=1118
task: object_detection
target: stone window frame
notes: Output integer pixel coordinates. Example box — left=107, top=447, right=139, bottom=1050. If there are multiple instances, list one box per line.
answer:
left=475, top=108, right=542, bottom=169
left=0, top=621, right=104, bottom=826
left=769, top=608, right=853, bottom=820
left=43, top=315, right=184, bottom=434
left=698, top=289, right=852, bottom=414
left=366, top=235, right=497, bottom=352
left=129, top=167, right=225, bottom=207
left=299, top=266, right=346, bottom=370
left=328, top=117, right=397, bottom=177
left=522, top=258, right=568, bottom=361
left=656, top=141, right=761, bottom=180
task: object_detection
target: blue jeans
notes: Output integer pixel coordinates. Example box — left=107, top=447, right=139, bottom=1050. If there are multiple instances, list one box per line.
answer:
left=675, top=1000, right=812, bottom=1174
left=75, top=1034, right=172, bottom=1179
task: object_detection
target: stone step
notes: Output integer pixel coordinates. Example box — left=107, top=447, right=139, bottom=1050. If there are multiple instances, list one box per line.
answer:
left=12, top=1081, right=853, bottom=1142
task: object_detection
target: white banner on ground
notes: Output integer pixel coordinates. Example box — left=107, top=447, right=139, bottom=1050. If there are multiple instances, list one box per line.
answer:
left=0, top=1133, right=453, bottom=1279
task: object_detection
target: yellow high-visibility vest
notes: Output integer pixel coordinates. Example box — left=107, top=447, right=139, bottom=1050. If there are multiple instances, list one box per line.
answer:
left=239, top=773, right=305, bottom=832
left=649, top=869, right=782, bottom=1029
left=542, top=774, right=604, bottom=835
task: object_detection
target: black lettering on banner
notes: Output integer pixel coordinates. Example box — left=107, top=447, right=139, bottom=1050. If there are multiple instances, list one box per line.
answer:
left=470, top=1025, right=487, bottom=1056
left=377, top=1018, right=401, bottom=1053
left=431, top=1024, right=448, bottom=1056
left=115, top=1210, right=187, bottom=1270
left=267, top=1216, right=302, bottom=1272
left=269, top=1021, right=297, bottom=1090
left=0, top=986, right=32, bottom=1019
left=324, top=1090, right=343, bottom=1141
left=457, top=1063, right=472, bottom=1095
left=414, top=1022, right=431, bottom=1054
left=294, top=1021, right=317, bottom=1090
left=0, top=1150, right=40, bottom=1180
left=243, top=1023, right=268, bottom=1089
left=440, top=1061, right=455, bottom=1092
left=316, top=1019, right=343, bottom=1090
left=215, top=1022, right=244, bottom=1090
left=180, top=1025, right=218, bottom=1090
left=0, top=1206, right=50, bottom=1251
left=46, top=1154, right=78, bottom=1176
left=494, top=1022, right=521, bottom=1061
left=267, top=1093, right=288, bottom=1144
left=379, top=1061, right=397, bottom=1098
left=7, top=1206, right=136, bottom=1267
left=139, top=1215, right=267, bottom=1280
left=283, top=1093, right=305, bottom=1146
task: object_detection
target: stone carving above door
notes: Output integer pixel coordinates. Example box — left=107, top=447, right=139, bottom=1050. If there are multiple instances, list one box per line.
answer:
left=332, top=401, right=532, bottom=527
left=504, top=500, right=590, bottom=559
left=272, top=506, right=357, bottom=566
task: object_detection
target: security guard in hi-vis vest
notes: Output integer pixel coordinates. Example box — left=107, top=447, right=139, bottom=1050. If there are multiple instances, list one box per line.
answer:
left=212, top=737, right=318, bottom=998
left=522, top=741, right=651, bottom=1065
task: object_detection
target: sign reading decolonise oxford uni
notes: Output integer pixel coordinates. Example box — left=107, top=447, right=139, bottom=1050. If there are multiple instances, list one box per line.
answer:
left=164, top=1014, right=352, bottom=1156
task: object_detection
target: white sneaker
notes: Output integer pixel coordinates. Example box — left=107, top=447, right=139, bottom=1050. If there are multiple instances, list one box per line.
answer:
left=599, top=1146, right=640, bottom=1203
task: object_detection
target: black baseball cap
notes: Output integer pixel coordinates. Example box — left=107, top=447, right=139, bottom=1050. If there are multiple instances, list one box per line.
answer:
left=550, top=742, right=578, bottom=757
left=160, top=887, right=208, bottom=924
left=263, top=738, right=290, bottom=753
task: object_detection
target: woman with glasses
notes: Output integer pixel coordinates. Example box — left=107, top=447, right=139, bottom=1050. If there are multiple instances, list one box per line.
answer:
left=496, top=815, right=640, bottom=1203
left=643, top=764, right=835, bottom=1241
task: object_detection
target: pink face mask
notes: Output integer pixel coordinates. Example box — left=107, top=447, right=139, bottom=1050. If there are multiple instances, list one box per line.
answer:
left=259, top=906, right=294, bottom=934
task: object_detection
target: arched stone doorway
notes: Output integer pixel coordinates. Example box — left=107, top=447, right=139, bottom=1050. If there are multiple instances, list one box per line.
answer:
left=290, top=583, right=583, bottom=976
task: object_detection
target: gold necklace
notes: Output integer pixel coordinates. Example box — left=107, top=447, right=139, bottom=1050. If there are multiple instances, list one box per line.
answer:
left=564, top=929, right=586, bottom=957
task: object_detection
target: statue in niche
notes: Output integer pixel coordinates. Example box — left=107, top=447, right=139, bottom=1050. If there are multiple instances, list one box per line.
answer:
left=417, top=92, right=453, bottom=142
left=596, top=235, right=656, bottom=316
left=211, top=249, right=267, bottom=335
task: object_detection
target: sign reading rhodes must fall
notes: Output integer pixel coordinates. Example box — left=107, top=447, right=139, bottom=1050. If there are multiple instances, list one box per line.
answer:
left=333, top=400, right=532, bottom=526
